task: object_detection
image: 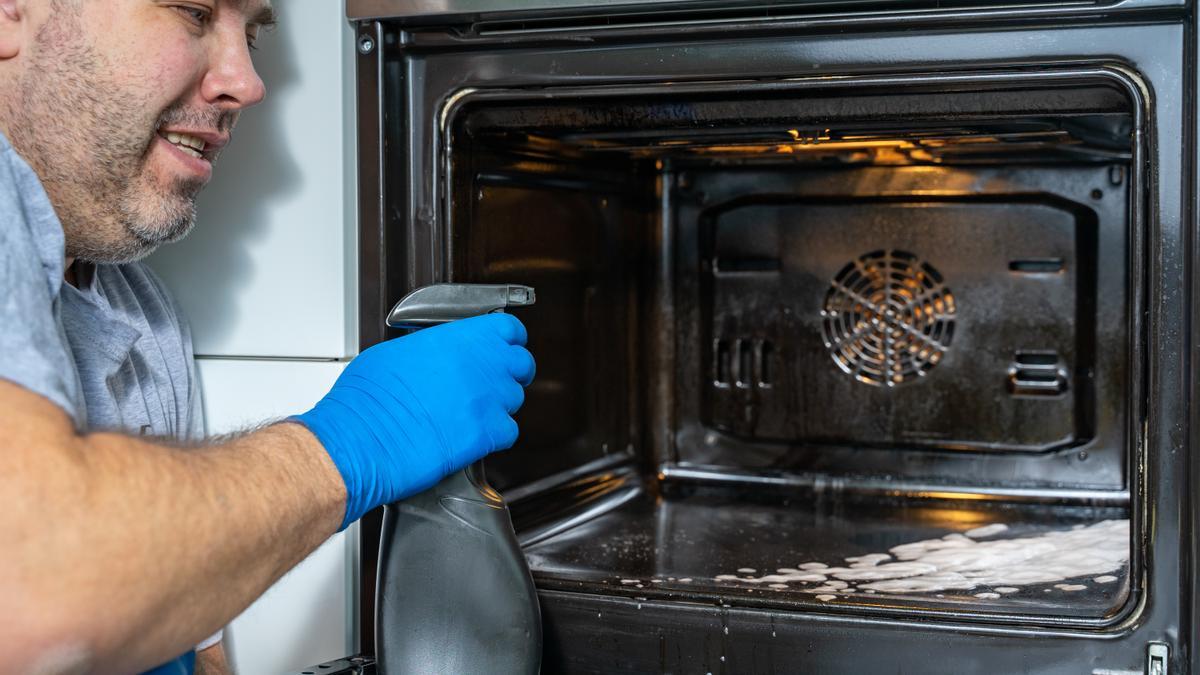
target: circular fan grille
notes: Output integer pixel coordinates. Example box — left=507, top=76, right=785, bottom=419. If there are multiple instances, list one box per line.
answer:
left=821, top=250, right=956, bottom=387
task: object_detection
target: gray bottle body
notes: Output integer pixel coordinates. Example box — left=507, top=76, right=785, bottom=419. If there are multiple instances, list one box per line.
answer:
left=375, top=463, right=542, bottom=674
left=376, top=283, right=541, bottom=674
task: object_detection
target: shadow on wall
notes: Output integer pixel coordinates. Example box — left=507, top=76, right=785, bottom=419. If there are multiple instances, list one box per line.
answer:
left=147, top=23, right=302, bottom=349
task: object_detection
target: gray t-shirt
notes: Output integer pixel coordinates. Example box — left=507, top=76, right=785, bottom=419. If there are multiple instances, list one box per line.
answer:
left=0, top=132, right=201, bottom=437
left=0, top=131, right=218, bottom=650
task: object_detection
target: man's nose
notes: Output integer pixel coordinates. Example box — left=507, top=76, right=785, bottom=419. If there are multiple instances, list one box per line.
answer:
left=201, top=35, right=267, bottom=110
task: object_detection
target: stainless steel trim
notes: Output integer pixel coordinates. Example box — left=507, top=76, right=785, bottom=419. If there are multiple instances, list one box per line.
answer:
left=345, top=0, right=1179, bottom=23
left=349, top=0, right=722, bottom=21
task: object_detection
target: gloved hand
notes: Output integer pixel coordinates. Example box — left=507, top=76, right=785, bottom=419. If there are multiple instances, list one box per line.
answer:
left=293, top=314, right=535, bottom=531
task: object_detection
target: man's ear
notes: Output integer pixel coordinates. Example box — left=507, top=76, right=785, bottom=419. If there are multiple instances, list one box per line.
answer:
left=0, top=0, right=22, bottom=60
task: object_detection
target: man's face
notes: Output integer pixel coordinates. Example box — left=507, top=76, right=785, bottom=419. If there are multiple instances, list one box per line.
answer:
left=1, top=0, right=272, bottom=263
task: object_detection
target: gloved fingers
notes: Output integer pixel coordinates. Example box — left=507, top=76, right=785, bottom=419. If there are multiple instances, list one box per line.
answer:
left=485, top=406, right=521, bottom=451
left=506, top=345, right=536, bottom=387
left=498, top=378, right=526, bottom=415
left=469, top=312, right=528, bottom=346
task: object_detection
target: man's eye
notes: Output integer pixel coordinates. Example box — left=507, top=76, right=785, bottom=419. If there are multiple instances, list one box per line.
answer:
left=175, top=6, right=211, bottom=25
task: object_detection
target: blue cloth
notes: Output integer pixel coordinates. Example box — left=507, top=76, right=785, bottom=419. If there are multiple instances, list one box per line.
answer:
left=142, top=650, right=195, bottom=675
left=296, top=313, right=536, bottom=530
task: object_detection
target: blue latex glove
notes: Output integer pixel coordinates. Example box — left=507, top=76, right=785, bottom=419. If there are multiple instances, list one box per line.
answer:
left=294, top=314, right=535, bottom=530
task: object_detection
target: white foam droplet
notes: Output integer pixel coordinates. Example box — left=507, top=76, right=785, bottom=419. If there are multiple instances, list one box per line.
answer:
left=816, top=594, right=836, bottom=602
left=715, top=520, right=1127, bottom=599
left=965, top=523, right=1010, bottom=539
left=1094, top=575, right=1118, bottom=584
left=845, top=553, right=891, bottom=567
left=737, top=568, right=757, bottom=574
left=974, top=592, right=1001, bottom=599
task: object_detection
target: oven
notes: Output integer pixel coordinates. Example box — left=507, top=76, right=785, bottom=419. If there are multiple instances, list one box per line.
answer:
left=303, top=1, right=1198, bottom=672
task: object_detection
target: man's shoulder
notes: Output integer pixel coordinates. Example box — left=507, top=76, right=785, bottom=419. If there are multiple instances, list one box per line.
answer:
left=0, top=133, right=47, bottom=214
left=0, top=135, right=84, bottom=425
left=0, top=132, right=66, bottom=295
left=0, top=132, right=18, bottom=173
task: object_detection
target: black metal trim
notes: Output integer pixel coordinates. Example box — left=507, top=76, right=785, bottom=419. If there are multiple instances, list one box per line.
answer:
left=358, top=10, right=1187, bottom=660
left=660, top=465, right=1131, bottom=506
left=288, top=656, right=375, bottom=675
left=353, top=19, right=386, bottom=658
left=1185, top=5, right=1199, bottom=675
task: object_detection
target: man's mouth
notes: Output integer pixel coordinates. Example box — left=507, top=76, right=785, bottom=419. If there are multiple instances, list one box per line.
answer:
left=160, top=131, right=207, bottom=159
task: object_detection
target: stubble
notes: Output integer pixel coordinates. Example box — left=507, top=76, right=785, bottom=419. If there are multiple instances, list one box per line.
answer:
left=4, top=4, right=211, bottom=263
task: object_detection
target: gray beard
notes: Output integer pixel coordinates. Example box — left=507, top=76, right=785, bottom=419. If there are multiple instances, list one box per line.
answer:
left=59, top=181, right=202, bottom=264
left=3, top=4, right=220, bottom=264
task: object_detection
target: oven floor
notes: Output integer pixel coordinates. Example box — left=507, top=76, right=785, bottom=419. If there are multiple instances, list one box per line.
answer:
left=523, top=486, right=1131, bottom=622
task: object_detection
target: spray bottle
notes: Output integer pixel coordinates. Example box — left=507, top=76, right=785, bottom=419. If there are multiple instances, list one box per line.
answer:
left=374, top=284, right=541, bottom=675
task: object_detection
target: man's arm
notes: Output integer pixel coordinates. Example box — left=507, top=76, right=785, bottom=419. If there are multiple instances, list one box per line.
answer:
left=0, top=312, right=534, bottom=674
left=196, top=641, right=231, bottom=675
left=0, top=379, right=343, bottom=674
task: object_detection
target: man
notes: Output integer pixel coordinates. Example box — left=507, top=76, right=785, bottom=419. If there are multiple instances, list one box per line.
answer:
left=0, top=1, right=536, bottom=673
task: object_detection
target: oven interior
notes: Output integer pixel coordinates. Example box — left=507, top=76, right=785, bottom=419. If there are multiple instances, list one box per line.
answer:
left=449, top=76, right=1138, bottom=624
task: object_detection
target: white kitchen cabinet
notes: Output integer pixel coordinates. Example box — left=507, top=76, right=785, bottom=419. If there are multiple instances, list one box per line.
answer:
left=197, top=357, right=356, bottom=674
left=146, top=2, right=363, bottom=672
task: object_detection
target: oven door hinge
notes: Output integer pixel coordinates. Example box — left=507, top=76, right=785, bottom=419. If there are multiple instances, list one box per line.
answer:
left=1093, top=644, right=1172, bottom=675
left=1147, top=642, right=1170, bottom=675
